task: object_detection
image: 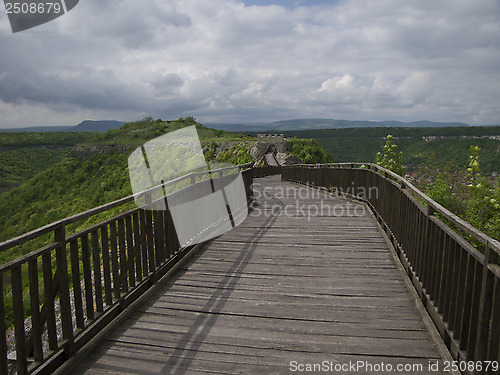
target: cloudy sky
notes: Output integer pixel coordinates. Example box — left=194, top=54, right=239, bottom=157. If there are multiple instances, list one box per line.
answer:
left=0, top=0, right=499, bottom=128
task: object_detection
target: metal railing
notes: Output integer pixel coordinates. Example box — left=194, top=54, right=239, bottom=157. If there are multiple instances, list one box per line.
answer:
left=283, top=163, right=500, bottom=375
left=0, top=164, right=254, bottom=375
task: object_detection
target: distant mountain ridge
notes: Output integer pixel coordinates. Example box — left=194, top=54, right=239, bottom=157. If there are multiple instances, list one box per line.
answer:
left=0, top=120, right=125, bottom=133
left=206, top=118, right=479, bottom=132
left=74, top=120, right=126, bottom=132
left=2, top=118, right=497, bottom=133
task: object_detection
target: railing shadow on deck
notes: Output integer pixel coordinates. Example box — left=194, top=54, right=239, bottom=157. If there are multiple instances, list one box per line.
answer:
left=283, top=163, right=499, bottom=375
left=0, top=163, right=257, bottom=375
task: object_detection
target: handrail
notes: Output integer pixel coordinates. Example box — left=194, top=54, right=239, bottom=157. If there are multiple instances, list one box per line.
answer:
left=291, top=162, right=500, bottom=255
left=0, top=163, right=255, bottom=375
left=282, top=163, right=499, bottom=375
left=0, top=162, right=253, bottom=254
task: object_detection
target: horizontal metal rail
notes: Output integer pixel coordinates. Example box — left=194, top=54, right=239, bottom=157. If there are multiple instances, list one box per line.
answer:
left=283, top=163, right=499, bottom=375
left=0, top=164, right=254, bottom=375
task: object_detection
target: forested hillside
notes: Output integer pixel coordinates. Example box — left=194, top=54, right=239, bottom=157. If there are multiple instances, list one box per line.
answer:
left=0, top=132, right=96, bottom=193
left=278, top=127, right=500, bottom=174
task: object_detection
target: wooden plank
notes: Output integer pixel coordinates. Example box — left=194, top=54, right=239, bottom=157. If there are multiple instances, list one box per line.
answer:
left=475, top=244, right=496, bottom=363
left=466, top=259, right=483, bottom=360
left=70, top=239, right=85, bottom=329
left=100, top=226, right=113, bottom=306
left=162, top=210, right=170, bottom=259
left=157, top=209, right=167, bottom=264
left=109, top=221, right=120, bottom=300
left=487, top=276, right=500, bottom=364
left=125, top=215, right=135, bottom=288
left=155, top=288, right=417, bottom=308
left=91, top=230, right=103, bottom=313
left=80, top=234, right=94, bottom=321
left=139, top=210, right=149, bottom=277
left=55, top=225, right=74, bottom=346
left=145, top=210, right=155, bottom=273
left=447, top=240, right=462, bottom=337
left=438, top=233, right=452, bottom=316
left=28, top=258, right=43, bottom=361
left=0, top=275, right=8, bottom=375
left=111, top=322, right=441, bottom=358
left=127, top=309, right=431, bottom=339
left=12, top=265, right=27, bottom=374
left=42, top=252, right=58, bottom=350
left=80, top=339, right=446, bottom=374
left=153, top=211, right=163, bottom=268
left=132, top=212, right=142, bottom=283
left=163, top=279, right=409, bottom=297
left=117, top=219, right=128, bottom=294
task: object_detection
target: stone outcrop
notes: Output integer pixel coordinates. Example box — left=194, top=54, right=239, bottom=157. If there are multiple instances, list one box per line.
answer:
left=275, top=152, right=303, bottom=166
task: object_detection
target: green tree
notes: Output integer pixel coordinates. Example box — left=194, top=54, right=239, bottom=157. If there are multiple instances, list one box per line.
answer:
left=464, top=146, right=500, bottom=239
left=375, top=135, right=406, bottom=176
left=288, top=137, right=334, bottom=163
left=422, top=145, right=500, bottom=242
left=426, top=165, right=468, bottom=217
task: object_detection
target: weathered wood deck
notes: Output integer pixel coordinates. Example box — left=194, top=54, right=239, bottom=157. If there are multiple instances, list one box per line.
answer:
left=72, top=176, right=450, bottom=374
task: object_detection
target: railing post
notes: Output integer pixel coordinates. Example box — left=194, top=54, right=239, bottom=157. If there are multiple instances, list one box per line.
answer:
left=11, top=265, right=27, bottom=374
left=475, top=241, right=496, bottom=368
left=28, top=258, right=43, bottom=362
left=0, top=275, right=7, bottom=375
left=55, top=224, right=75, bottom=355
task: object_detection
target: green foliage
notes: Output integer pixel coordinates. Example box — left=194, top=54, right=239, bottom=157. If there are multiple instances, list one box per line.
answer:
left=0, top=149, right=64, bottom=189
left=212, top=143, right=254, bottom=165
left=93, top=117, right=251, bottom=146
left=0, top=132, right=97, bottom=193
left=0, top=152, right=132, bottom=263
left=204, top=142, right=217, bottom=163
left=463, top=146, right=500, bottom=240
left=425, top=165, right=468, bottom=217
left=288, top=137, right=335, bottom=163
left=0, top=131, right=96, bottom=147
left=420, top=146, right=500, bottom=241
left=375, top=135, right=406, bottom=176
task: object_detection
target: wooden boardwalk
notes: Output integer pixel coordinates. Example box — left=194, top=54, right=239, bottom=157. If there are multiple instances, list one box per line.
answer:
left=72, top=176, right=450, bottom=374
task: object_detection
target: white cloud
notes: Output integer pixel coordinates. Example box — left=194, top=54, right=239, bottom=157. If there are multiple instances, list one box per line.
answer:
left=396, top=72, right=432, bottom=106
left=0, top=0, right=499, bottom=127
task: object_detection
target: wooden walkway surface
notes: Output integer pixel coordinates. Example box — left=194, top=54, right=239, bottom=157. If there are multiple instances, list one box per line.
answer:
left=73, top=176, right=449, bottom=374
left=264, top=153, right=279, bottom=166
